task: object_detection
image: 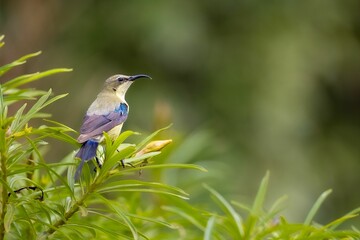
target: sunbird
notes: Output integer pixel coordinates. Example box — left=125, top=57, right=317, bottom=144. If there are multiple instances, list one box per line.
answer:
left=75, top=74, right=151, bottom=178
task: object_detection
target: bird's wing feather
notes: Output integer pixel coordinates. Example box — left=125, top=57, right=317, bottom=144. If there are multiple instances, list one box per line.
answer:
left=77, top=111, right=127, bottom=143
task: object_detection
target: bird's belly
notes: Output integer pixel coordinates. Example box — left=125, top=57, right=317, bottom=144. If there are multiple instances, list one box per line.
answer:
left=107, top=123, right=124, bottom=141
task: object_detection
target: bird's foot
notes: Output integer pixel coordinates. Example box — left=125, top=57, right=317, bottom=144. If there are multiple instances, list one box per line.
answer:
left=95, top=156, right=102, bottom=168
left=120, top=159, right=135, bottom=168
left=93, top=157, right=102, bottom=173
left=138, top=159, right=148, bottom=176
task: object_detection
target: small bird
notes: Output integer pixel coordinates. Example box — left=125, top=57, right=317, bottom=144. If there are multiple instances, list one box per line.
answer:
left=75, top=74, right=151, bottom=178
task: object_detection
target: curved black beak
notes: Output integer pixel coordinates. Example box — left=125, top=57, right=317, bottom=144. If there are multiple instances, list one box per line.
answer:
left=128, top=74, right=152, bottom=81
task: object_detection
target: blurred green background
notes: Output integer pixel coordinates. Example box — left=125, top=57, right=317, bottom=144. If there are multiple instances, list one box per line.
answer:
left=1, top=0, right=359, bottom=225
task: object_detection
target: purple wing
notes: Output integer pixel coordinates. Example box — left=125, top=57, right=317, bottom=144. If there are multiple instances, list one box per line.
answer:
left=77, top=111, right=128, bottom=143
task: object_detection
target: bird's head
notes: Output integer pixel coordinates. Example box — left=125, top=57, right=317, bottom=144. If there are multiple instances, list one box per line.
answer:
left=103, top=74, right=151, bottom=100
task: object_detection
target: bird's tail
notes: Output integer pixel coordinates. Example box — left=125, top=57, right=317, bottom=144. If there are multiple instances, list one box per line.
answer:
left=75, top=140, right=99, bottom=179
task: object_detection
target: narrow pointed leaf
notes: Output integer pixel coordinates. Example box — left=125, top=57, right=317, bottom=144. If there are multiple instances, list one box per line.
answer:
left=9, top=103, right=27, bottom=132
left=252, top=171, right=270, bottom=214
left=0, top=51, right=41, bottom=76
left=98, top=145, right=136, bottom=180
left=204, top=216, right=216, bottom=240
left=116, top=163, right=207, bottom=175
left=135, top=124, right=173, bottom=151
left=304, top=189, right=332, bottom=225
left=3, top=68, right=72, bottom=88
left=98, top=195, right=139, bottom=240
left=327, top=207, right=360, bottom=230
left=124, top=151, right=161, bottom=164
left=162, top=206, right=206, bottom=231
left=204, top=184, right=244, bottom=238
left=106, top=130, right=137, bottom=158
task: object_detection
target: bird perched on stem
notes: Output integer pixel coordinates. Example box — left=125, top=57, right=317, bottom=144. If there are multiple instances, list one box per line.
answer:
left=75, top=74, right=151, bottom=179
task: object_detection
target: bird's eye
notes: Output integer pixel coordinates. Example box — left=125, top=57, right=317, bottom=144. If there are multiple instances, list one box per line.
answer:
left=117, top=77, right=125, bottom=82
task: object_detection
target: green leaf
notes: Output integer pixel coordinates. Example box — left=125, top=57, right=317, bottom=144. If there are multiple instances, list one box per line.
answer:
left=24, top=137, right=76, bottom=199
left=42, top=119, right=77, bottom=132
left=98, top=187, right=189, bottom=200
left=98, top=145, right=136, bottom=181
left=87, top=210, right=132, bottom=231
left=304, top=189, right=332, bottom=225
left=124, top=151, right=161, bottom=164
left=50, top=151, right=77, bottom=179
left=134, top=123, right=173, bottom=152
left=323, top=214, right=358, bottom=230
left=105, top=130, right=137, bottom=158
left=0, top=51, right=42, bottom=77
left=0, top=177, right=13, bottom=193
left=98, top=180, right=188, bottom=199
left=162, top=205, right=206, bottom=231
left=8, top=162, right=75, bottom=176
left=67, top=160, right=76, bottom=193
left=67, top=214, right=133, bottom=240
left=267, top=194, right=288, bottom=216
left=116, top=163, right=207, bottom=176
left=0, top=35, right=4, bottom=48
left=204, top=216, right=216, bottom=240
left=326, top=207, right=360, bottom=230
left=16, top=204, right=37, bottom=237
left=9, top=103, right=27, bottom=133
left=0, top=85, right=6, bottom=125
left=0, top=128, right=5, bottom=152
left=0, top=62, right=25, bottom=77
left=126, top=212, right=176, bottom=230
left=13, top=89, right=51, bottom=132
left=2, top=68, right=72, bottom=88
left=4, top=203, right=15, bottom=232
left=52, top=228, right=75, bottom=240
left=3, top=88, right=48, bottom=105
left=60, top=223, right=100, bottom=237
left=15, top=90, right=68, bottom=132
left=204, top=184, right=244, bottom=238
left=97, top=195, right=140, bottom=240
left=252, top=171, right=269, bottom=215
left=32, top=125, right=79, bottom=146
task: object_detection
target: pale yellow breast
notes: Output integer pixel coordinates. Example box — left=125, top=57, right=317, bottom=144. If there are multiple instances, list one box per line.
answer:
left=107, top=123, right=124, bottom=141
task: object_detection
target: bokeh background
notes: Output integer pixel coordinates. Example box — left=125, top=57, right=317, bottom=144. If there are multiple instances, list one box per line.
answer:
left=1, top=0, right=359, bottom=225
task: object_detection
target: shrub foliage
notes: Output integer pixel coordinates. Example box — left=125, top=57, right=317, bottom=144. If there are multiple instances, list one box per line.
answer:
left=0, top=35, right=359, bottom=239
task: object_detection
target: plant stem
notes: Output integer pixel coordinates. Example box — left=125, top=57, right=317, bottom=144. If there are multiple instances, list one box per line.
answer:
left=0, top=151, right=8, bottom=240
